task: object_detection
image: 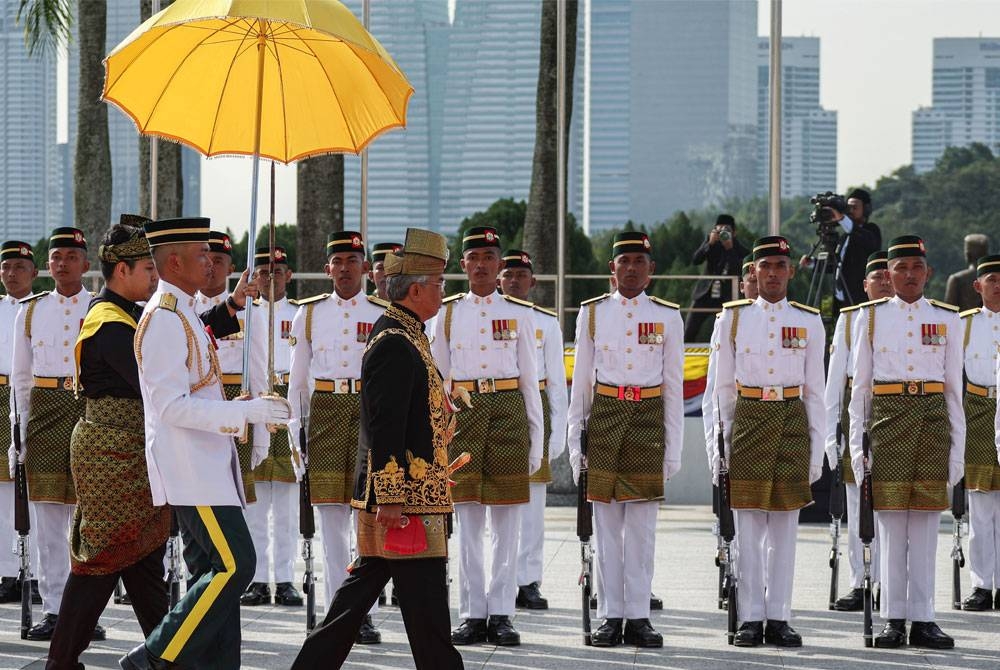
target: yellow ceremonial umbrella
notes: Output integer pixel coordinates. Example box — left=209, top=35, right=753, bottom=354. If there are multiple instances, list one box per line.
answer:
left=101, top=0, right=413, bottom=396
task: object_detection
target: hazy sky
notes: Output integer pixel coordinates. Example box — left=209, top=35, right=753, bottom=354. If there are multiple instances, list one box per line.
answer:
left=200, top=0, right=1000, bottom=238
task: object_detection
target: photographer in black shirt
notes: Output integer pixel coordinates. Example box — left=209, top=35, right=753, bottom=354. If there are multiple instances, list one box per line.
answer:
left=685, top=214, right=749, bottom=341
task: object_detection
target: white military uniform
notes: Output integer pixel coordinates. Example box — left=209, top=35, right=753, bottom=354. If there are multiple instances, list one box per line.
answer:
left=10, top=288, right=88, bottom=616
left=286, top=289, right=384, bottom=610
left=246, top=296, right=299, bottom=586
left=712, top=296, right=825, bottom=623
left=702, top=314, right=723, bottom=470
left=825, top=308, right=880, bottom=590
left=567, top=290, right=685, bottom=620
left=965, top=306, right=1000, bottom=591
left=516, top=306, right=567, bottom=589
left=430, top=290, right=543, bottom=620
left=848, top=296, right=965, bottom=621
left=0, top=294, right=22, bottom=579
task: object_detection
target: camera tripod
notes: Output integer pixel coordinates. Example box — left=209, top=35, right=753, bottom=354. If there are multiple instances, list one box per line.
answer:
left=804, top=237, right=853, bottom=326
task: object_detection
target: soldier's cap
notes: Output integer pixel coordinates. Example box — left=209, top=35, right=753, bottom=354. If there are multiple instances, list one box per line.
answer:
left=371, top=242, right=402, bottom=263
left=865, top=251, right=888, bottom=274
left=462, top=226, right=500, bottom=253
left=49, top=226, right=87, bottom=251
left=611, top=231, right=651, bottom=259
left=100, top=226, right=150, bottom=264
left=143, top=217, right=211, bottom=248
left=751, top=235, right=790, bottom=261
left=1, top=240, right=34, bottom=263
left=208, top=231, right=233, bottom=256
left=254, top=246, right=289, bottom=266
left=741, top=254, right=754, bottom=275
left=887, top=235, right=926, bottom=260
left=977, top=254, right=1000, bottom=277
left=120, top=213, right=152, bottom=228
left=327, top=231, right=365, bottom=257
left=502, top=249, right=533, bottom=271
left=384, top=228, right=449, bottom=277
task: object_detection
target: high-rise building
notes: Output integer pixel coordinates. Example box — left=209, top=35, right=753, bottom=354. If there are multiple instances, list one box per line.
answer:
left=912, top=38, right=1000, bottom=173
left=0, top=0, right=61, bottom=242
left=756, top=37, right=837, bottom=197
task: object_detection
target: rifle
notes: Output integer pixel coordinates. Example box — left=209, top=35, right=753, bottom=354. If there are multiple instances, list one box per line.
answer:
left=859, top=401, right=875, bottom=648
left=828, top=422, right=846, bottom=610
left=712, top=483, right=724, bottom=610
left=576, top=420, right=593, bottom=646
left=951, top=477, right=966, bottom=610
left=716, top=407, right=737, bottom=645
left=167, top=512, right=182, bottom=607
left=298, top=394, right=316, bottom=632
left=12, top=391, right=31, bottom=639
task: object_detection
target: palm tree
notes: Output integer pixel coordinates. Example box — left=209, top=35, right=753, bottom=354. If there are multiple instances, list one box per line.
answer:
left=296, top=155, right=344, bottom=296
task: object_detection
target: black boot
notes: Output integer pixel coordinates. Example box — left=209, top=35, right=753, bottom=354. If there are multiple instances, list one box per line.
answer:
left=909, top=621, right=954, bottom=649
left=874, top=619, right=906, bottom=649
left=378, top=588, right=387, bottom=606
left=356, top=615, right=382, bottom=644
left=590, top=618, right=623, bottom=647
left=0, top=576, right=19, bottom=603
left=239, top=582, right=271, bottom=606
left=92, top=624, right=107, bottom=641
left=833, top=588, right=864, bottom=611
left=26, top=613, right=58, bottom=641
left=624, top=618, right=662, bottom=647
left=451, top=618, right=487, bottom=645
left=649, top=592, right=663, bottom=610
left=119, top=643, right=175, bottom=670
left=733, top=621, right=764, bottom=647
left=486, top=615, right=520, bottom=646
left=764, top=620, right=802, bottom=647
left=515, top=582, right=548, bottom=610
left=963, top=587, right=993, bottom=611
left=274, top=582, right=303, bottom=606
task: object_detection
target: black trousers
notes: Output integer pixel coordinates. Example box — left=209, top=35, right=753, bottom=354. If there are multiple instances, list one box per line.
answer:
left=292, top=556, right=463, bottom=670
left=684, top=296, right=724, bottom=342
left=46, top=545, right=168, bottom=670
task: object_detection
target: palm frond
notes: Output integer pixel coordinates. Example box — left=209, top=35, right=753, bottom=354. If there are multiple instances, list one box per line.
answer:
left=16, top=0, right=73, bottom=57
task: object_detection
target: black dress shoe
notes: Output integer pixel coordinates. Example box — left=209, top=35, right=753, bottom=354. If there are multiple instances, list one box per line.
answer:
left=834, top=588, right=864, bottom=611
left=378, top=588, right=387, bottom=606
left=515, top=582, right=549, bottom=610
left=764, top=620, right=802, bottom=647
left=590, top=618, right=623, bottom=647
left=909, top=621, right=954, bottom=649
left=92, top=624, right=107, bottom=641
left=624, top=618, right=662, bottom=647
left=274, top=582, right=303, bottom=606
left=31, top=579, right=41, bottom=605
left=733, top=621, right=764, bottom=647
left=649, top=593, right=663, bottom=610
left=486, top=615, right=520, bottom=646
left=963, top=587, right=993, bottom=611
left=0, top=576, right=19, bottom=603
left=356, top=614, right=382, bottom=644
left=874, top=619, right=906, bottom=649
left=26, top=613, right=58, bottom=641
left=451, top=618, right=487, bottom=645
left=119, top=643, right=174, bottom=670
left=119, top=592, right=132, bottom=606
left=239, top=582, right=271, bottom=606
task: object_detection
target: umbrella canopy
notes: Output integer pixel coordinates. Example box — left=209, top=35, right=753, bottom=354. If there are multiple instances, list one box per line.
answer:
left=102, top=0, right=413, bottom=163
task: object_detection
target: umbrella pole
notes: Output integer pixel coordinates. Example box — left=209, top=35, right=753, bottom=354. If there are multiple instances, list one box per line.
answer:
left=149, top=0, right=161, bottom=220
left=360, top=0, right=370, bottom=247
left=267, top=161, right=276, bottom=396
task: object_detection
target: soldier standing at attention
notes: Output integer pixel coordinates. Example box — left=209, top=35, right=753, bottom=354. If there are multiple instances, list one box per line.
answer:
left=712, top=236, right=825, bottom=648
left=848, top=235, right=964, bottom=649
left=825, top=251, right=893, bottom=611
left=286, top=231, right=386, bottom=644
left=497, top=249, right=568, bottom=611
left=959, top=254, right=1000, bottom=611
left=567, top=231, right=684, bottom=648
left=431, top=226, right=543, bottom=647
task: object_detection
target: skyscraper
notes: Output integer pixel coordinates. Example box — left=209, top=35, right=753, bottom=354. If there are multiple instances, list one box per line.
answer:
left=912, top=38, right=1000, bottom=173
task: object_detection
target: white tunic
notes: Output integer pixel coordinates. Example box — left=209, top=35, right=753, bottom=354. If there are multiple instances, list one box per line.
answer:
left=963, top=307, right=1000, bottom=387
left=823, top=309, right=859, bottom=467
left=533, top=308, right=568, bottom=461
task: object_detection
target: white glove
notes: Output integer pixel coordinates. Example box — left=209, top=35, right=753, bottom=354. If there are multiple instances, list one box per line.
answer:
left=291, top=448, right=306, bottom=482
left=949, top=459, right=964, bottom=487
left=809, top=465, right=822, bottom=484
left=664, top=460, right=681, bottom=480
left=711, top=457, right=720, bottom=486
left=569, top=450, right=581, bottom=485
left=241, top=396, right=292, bottom=424
left=250, top=441, right=268, bottom=470
left=287, top=419, right=301, bottom=453
left=7, top=443, right=16, bottom=480
left=529, top=457, right=542, bottom=476
left=824, top=441, right=839, bottom=472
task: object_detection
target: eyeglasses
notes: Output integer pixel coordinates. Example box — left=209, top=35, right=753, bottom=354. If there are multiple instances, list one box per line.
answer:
left=423, top=280, right=446, bottom=295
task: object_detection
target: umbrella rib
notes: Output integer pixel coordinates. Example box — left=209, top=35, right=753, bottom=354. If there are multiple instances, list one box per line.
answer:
left=293, top=30, right=359, bottom=150
left=343, top=42, right=399, bottom=117
left=206, top=23, right=259, bottom=156
left=104, top=28, right=176, bottom=105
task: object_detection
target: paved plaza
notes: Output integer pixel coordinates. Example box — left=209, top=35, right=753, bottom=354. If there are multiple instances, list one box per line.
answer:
left=1, top=505, right=998, bottom=669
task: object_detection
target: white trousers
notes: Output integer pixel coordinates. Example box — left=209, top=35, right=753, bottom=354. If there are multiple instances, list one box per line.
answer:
left=592, top=500, right=658, bottom=620
left=316, top=504, right=377, bottom=615
left=0, top=482, right=18, bottom=576
left=245, top=481, right=299, bottom=583
left=516, top=482, right=546, bottom=586
left=878, top=510, right=938, bottom=621
left=845, top=483, right=880, bottom=588
left=456, top=502, right=521, bottom=619
left=32, top=502, right=72, bottom=617
left=734, top=509, right=798, bottom=622
left=968, top=490, right=1000, bottom=589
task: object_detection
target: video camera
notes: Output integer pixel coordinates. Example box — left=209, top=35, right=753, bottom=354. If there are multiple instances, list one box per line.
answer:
left=810, top=192, right=848, bottom=253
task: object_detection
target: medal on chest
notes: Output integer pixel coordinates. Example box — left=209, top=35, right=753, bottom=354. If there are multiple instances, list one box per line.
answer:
left=356, top=322, right=373, bottom=343
left=921, top=323, right=946, bottom=346
left=638, top=322, right=663, bottom=345
left=280, top=320, right=292, bottom=340
left=781, top=326, right=807, bottom=349
left=491, top=319, right=518, bottom=341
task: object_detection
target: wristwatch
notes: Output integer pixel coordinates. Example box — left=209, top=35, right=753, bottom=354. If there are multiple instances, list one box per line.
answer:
left=226, top=295, right=243, bottom=312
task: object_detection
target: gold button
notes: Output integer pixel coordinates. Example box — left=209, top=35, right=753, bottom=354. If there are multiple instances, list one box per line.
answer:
left=908, top=348, right=913, bottom=354
left=769, top=316, right=775, bottom=322
left=63, top=356, right=69, bottom=362
left=603, top=345, right=608, bottom=351
left=908, top=315, right=914, bottom=321
left=768, top=350, right=774, bottom=356
left=481, top=363, right=487, bottom=369
left=745, top=347, right=750, bottom=353
left=627, top=364, right=633, bottom=370
left=342, top=345, right=348, bottom=351
left=71, top=297, right=77, bottom=304
left=881, top=347, right=887, bottom=352
left=59, top=297, right=64, bottom=304
left=63, top=340, right=69, bottom=346
left=907, top=332, right=913, bottom=338
left=769, top=333, right=775, bottom=339
left=342, top=329, right=348, bottom=334
left=63, top=325, right=68, bottom=331
left=768, top=368, right=774, bottom=374
left=344, top=313, right=350, bottom=319
left=626, top=330, right=632, bottom=336
left=625, top=347, right=632, bottom=353
left=626, top=312, right=633, bottom=318
left=480, top=311, right=486, bottom=317
left=907, top=365, right=914, bottom=371
left=341, top=361, right=348, bottom=367
left=480, top=345, right=486, bottom=351
left=480, top=328, right=486, bottom=334
left=457, top=344, right=462, bottom=350
left=64, top=309, right=70, bottom=315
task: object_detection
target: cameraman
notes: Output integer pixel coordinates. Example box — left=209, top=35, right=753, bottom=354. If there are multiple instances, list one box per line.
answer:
left=685, top=214, right=749, bottom=341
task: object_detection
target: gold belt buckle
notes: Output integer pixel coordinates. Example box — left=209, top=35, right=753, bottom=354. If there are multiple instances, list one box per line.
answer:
left=906, top=381, right=920, bottom=396
left=477, top=378, right=496, bottom=394
left=761, top=385, right=782, bottom=401
left=335, top=378, right=353, bottom=394
left=617, top=385, right=641, bottom=402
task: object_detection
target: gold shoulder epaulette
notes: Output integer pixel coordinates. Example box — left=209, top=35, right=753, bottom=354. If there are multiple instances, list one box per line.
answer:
left=502, top=294, right=534, bottom=308
left=295, top=293, right=329, bottom=306
left=839, top=303, right=864, bottom=314
left=158, top=293, right=177, bottom=312
left=649, top=296, right=680, bottom=309
left=442, top=293, right=465, bottom=304
left=288, top=298, right=299, bottom=306
left=19, top=291, right=50, bottom=304
left=367, top=295, right=390, bottom=308
left=960, top=307, right=982, bottom=319
left=580, top=293, right=609, bottom=306
left=532, top=304, right=557, bottom=318
left=857, top=297, right=891, bottom=309
left=928, top=298, right=960, bottom=312
left=789, top=301, right=820, bottom=315
left=722, top=298, right=753, bottom=309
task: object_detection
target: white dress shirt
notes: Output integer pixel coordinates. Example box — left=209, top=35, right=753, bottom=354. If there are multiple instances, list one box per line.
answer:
left=534, top=308, right=568, bottom=461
